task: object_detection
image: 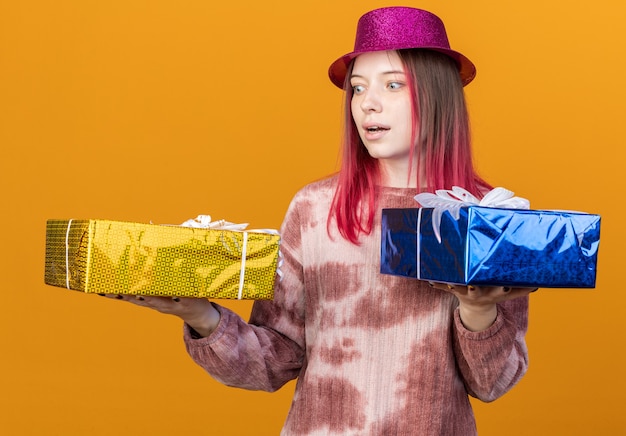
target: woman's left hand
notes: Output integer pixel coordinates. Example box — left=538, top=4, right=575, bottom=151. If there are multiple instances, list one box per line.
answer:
left=427, top=282, right=538, bottom=332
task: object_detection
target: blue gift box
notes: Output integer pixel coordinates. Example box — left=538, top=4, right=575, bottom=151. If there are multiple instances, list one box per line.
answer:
left=380, top=207, right=601, bottom=288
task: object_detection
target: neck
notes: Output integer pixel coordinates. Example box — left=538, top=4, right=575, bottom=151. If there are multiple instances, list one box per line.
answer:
left=377, top=158, right=423, bottom=188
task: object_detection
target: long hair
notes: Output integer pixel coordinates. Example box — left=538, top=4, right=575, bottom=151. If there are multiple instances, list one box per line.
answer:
left=328, top=49, right=491, bottom=245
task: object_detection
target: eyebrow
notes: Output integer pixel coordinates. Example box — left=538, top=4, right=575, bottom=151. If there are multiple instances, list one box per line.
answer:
left=350, top=70, right=406, bottom=80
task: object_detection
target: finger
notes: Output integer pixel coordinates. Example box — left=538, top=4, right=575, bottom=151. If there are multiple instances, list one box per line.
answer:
left=495, top=286, right=539, bottom=300
left=131, top=295, right=186, bottom=312
left=101, top=294, right=125, bottom=300
left=508, top=286, right=540, bottom=294
left=521, top=287, right=540, bottom=294
left=427, top=281, right=454, bottom=291
left=427, top=281, right=468, bottom=296
left=468, top=285, right=502, bottom=292
left=101, top=293, right=148, bottom=304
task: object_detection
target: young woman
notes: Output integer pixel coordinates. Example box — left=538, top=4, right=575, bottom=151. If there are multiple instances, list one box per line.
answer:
left=113, top=7, right=534, bottom=435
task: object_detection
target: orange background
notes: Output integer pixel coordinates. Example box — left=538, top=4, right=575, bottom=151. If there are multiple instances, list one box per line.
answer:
left=1, top=1, right=624, bottom=434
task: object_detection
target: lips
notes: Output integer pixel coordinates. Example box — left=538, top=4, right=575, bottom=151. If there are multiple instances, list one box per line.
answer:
left=362, top=123, right=390, bottom=140
left=367, top=126, right=389, bottom=132
left=363, top=123, right=390, bottom=132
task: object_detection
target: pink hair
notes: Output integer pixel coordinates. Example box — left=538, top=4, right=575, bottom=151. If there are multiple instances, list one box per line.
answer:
left=329, top=49, right=491, bottom=244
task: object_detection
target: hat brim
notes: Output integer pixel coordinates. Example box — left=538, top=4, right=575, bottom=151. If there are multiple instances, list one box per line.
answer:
left=328, top=48, right=476, bottom=89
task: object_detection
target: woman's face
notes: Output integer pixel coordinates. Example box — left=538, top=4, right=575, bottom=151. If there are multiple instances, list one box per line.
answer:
left=350, top=50, right=414, bottom=165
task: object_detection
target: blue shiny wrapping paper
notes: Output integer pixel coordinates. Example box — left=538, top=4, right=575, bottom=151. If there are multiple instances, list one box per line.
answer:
left=380, top=207, right=601, bottom=288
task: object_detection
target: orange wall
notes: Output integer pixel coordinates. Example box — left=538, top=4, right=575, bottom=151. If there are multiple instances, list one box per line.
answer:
left=1, top=1, right=623, bottom=434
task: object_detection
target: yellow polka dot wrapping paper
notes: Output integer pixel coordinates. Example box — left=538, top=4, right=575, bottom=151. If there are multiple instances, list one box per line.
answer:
left=44, top=219, right=280, bottom=299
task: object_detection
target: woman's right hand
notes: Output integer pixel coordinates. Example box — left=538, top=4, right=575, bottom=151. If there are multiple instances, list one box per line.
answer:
left=102, top=294, right=220, bottom=338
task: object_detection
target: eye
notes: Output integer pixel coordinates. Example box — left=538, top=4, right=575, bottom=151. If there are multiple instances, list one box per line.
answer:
left=388, top=81, right=404, bottom=90
left=352, top=84, right=365, bottom=94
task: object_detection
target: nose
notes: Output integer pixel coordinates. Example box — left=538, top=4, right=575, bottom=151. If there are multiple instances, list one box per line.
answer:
left=360, top=89, right=382, bottom=113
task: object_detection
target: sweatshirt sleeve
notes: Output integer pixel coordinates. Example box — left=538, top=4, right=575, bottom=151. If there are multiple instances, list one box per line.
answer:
left=182, top=193, right=307, bottom=392
left=452, top=296, right=529, bottom=402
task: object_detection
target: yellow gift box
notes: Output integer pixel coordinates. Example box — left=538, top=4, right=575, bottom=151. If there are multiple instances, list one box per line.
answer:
left=44, top=218, right=280, bottom=299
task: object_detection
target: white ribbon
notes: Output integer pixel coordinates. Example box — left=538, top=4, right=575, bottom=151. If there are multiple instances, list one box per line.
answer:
left=238, top=231, right=248, bottom=300
left=65, top=219, right=74, bottom=289
left=180, top=214, right=249, bottom=231
left=414, top=187, right=530, bottom=242
left=180, top=215, right=283, bottom=299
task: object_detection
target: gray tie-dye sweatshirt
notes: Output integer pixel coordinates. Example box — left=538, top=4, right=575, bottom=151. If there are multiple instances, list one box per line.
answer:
left=184, top=176, right=529, bottom=435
